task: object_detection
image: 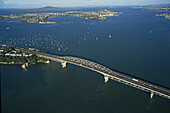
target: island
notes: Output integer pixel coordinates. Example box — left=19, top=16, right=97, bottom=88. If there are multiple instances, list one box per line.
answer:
left=133, top=5, right=170, bottom=20
left=0, top=45, right=50, bottom=70
left=0, top=9, right=119, bottom=23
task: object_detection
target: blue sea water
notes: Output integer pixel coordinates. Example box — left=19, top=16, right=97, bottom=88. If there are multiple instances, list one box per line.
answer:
left=1, top=7, right=170, bottom=113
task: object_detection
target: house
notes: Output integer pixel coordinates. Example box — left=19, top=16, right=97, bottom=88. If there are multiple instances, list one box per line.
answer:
left=5, top=53, right=10, bottom=56
left=23, top=53, right=28, bottom=57
left=16, top=54, right=22, bottom=57
left=12, top=51, right=17, bottom=53
left=0, top=49, right=4, bottom=52
left=29, top=54, right=33, bottom=56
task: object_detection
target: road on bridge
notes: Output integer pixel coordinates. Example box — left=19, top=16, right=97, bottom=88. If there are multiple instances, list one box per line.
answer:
left=15, top=46, right=170, bottom=100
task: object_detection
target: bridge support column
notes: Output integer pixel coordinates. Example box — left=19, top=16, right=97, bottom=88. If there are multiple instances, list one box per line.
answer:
left=150, top=92, right=154, bottom=99
left=61, top=62, right=67, bottom=68
left=104, top=75, right=109, bottom=83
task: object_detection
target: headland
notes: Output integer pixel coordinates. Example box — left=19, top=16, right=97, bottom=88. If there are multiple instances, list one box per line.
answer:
left=0, top=45, right=50, bottom=67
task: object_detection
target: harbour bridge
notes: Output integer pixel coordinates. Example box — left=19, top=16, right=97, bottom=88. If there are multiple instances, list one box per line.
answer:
left=16, top=47, right=170, bottom=100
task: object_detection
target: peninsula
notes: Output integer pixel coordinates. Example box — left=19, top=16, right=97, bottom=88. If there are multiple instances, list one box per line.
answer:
left=0, top=45, right=50, bottom=65
left=0, top=9, right=119, bottom=23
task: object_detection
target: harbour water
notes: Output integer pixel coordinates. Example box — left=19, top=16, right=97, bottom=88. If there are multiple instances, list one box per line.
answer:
left=1, top=7, right=170, bottom=113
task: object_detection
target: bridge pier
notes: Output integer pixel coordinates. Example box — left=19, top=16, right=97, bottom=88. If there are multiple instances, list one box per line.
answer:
left=104, top=75, right=109, bottom=83
left=61, top=62, right=67, bottom=68
left=150, top=92, right=154, bottom=99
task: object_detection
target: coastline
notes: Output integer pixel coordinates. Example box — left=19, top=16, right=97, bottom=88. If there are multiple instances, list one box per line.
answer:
left=0, top=9, right=119, bottom=23
left=0, top=60, right=50, bottom=65
left=39, top=21, right=56, bottom=24
left=0, top=62, right=23, bottom=64
left=0, top=45, right=50, bottom=67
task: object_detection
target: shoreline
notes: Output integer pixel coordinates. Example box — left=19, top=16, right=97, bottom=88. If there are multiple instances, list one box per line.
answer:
left=0, top=10, right=119, bottom=23
left=0, top=60, right=50, bottom=65
left=0, top=62, right=23, bottom=64
left=39, top=21, right=56, bottom=24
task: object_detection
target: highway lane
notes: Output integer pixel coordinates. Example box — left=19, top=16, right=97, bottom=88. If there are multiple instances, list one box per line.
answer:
left=15, top=47, right=170, bottom=99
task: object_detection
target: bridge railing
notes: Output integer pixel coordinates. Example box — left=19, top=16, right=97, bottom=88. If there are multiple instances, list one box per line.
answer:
left=16, top=46, right=170, bottom=99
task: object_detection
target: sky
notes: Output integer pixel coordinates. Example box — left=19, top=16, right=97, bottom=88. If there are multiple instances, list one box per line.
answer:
left=0, top=0, right=170, bottom=8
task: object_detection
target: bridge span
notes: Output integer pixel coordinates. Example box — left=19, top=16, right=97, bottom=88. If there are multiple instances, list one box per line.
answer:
left=16, top=47, right=170, bottom=100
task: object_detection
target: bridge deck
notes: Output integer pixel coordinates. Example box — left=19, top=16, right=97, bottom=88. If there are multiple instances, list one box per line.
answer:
left=16, top=47, right=170, bottom=100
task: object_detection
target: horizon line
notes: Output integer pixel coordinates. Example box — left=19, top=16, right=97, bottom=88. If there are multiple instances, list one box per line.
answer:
left=1, top=3, right=169, bottom=9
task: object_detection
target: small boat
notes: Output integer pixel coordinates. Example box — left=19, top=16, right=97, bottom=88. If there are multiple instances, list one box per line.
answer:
left=6, top=27, right=10, bottom=30
left=109, top=35, right=111, bottom=38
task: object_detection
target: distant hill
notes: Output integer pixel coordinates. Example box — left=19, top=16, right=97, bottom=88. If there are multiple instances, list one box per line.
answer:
left=21, top=6, right=77, bottom=12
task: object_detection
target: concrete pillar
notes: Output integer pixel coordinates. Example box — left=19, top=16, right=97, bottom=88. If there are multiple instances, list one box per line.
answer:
left=21, top=63, right=28, bottom=71
left=104, top=75, right=109, bottom=83
left=61, top=62, right=67, bottom=68
left=150, top=92, right=154, bottom=99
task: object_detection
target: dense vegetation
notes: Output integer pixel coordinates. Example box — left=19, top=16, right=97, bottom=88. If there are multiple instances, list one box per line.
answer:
left=0, top=46, right=48, bottom=64
left=0, top=54, right=48, bottom=64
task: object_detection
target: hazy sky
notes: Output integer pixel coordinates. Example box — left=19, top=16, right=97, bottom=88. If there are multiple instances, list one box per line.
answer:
left=0, top=0, right=170, bottom=8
